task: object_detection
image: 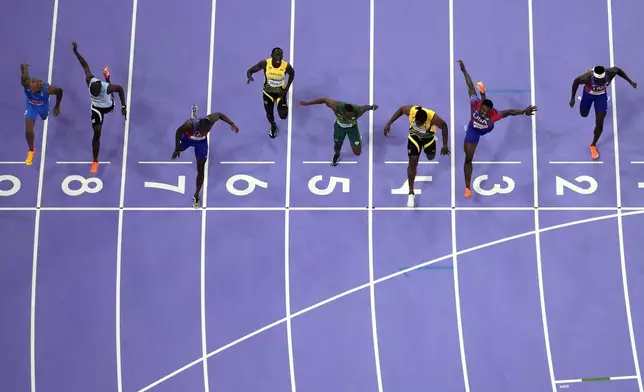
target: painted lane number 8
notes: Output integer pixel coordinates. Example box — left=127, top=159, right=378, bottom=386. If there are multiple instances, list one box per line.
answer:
left=62, top=175, right=103, bottom=196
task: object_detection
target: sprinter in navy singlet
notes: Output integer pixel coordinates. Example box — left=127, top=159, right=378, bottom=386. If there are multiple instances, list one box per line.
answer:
left=72, top=41, right=127, bottom=175
left=457, top=60, right=536, bottom=199
left=21, top=64, right=63, bottom=165
left=172, top=106, right=240, bottom=208
left=570, top=65, right=637, bottom=160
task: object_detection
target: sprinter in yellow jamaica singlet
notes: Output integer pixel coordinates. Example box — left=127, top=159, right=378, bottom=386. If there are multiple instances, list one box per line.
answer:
left=247, top=47, right=295, bottom=138
left=383, top=105, right=450, bottom=207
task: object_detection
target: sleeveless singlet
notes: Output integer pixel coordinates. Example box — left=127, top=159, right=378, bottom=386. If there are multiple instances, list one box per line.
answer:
left=263, top=58, right=288, bottom=94
left=25, top=83, right=49, bottom=106
left=584, top=74, right=609, bottom=96
left=408, top=106, right=436, bottom=138
left=334, top=102, right=359, bottom=128
left=186, top=118, right=207, bottom=141
left=89, top=77, right=114, bottom=108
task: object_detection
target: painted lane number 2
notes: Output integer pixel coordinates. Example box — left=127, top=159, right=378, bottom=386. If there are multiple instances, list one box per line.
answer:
left=556, top=175, right=597, bottom=196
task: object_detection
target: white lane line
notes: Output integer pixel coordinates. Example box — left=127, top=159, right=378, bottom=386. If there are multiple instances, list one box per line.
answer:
left=219, top=161, right=274, bottom=164
left=367, top=0, right=383, bottom=389
left=384, top=161, right=438, bottom=164
left=56, top=161, right=111, bottom=164
left=302, top=160, right=357, bottom=164
left=138, top=161, right=193, bottom=164
left=549, top=161, right=603, bottom=164
left=473, top=161, right=521, bottom=164
left=115, top=0, right=139, bottom=389
left=30, top=0, right=60, bottom=390
left=284, top=0, right=297, bottom=389
left=606, top=0, right=643, bottom=387
left=3, top=206, right=641, bottom=212
left=528, top=0, right=556, bottom=387
left=448, top=0, right=470, bottom=390
left=198, top=0, right=218, bottom=388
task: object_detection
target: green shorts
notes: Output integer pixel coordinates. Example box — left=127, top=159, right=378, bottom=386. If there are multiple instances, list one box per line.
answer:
left=333, top=122, right=362, bottom=147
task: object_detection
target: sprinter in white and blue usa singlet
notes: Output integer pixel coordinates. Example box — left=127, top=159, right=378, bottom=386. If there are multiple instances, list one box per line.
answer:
left=72, top=41, right=127, bottom=175
left=20, top=64, right=63, bottom=166
left=172, top=106, right=240, bottom=208
left=570, top=65, right=637, bottom=160
left=457, top=60, right=537, bottom=199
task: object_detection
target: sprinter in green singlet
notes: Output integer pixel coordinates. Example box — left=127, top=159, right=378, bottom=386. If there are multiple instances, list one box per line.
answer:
left=299, top=98, right=378, bottom=166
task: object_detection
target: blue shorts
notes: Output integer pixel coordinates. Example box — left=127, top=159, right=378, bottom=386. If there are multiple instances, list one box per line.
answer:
left=180, top=136, right=208, bottom=160
left=580, top=91, right=608, bottom=115
left=464, top=125, right=490, bottom=144
left=25, top=103, right=49, bottom=121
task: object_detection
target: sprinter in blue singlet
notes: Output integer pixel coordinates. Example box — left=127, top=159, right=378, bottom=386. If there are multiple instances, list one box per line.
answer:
left=171, top=106, right=240, bottom=208
left=21, top=64, right=63, bottom=165
left=570, top=65, right=637, bottom=160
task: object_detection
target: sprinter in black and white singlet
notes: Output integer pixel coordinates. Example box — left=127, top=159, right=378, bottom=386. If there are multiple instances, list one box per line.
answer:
left=72, top=41, right=127, bottom=175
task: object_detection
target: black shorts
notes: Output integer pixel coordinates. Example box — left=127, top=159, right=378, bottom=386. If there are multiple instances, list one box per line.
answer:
left=407, top=135, right=436, bottom=159
left=91, top=104, right=115, bottom=126
left=262, top=90, right=288, bottom=109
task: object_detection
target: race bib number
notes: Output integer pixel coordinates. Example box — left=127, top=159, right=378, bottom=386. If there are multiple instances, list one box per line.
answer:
left=410, top=124, right=429, bottom=134
left=190, top=133, right=206, bottom=141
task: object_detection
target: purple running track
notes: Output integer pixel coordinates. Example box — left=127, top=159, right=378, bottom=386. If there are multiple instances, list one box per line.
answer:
left=1, top=0, right=644, bottom=391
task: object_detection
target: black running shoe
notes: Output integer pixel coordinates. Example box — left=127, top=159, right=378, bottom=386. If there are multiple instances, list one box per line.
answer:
left=193, top=195, right=201, bottom=208
left=269, top=123, right=277, bottom=138
left=331, top=154, right=340, bottom=167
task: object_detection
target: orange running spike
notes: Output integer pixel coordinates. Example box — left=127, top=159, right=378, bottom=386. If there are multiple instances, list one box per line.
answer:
left=476, top=81, right=486, bottom=94
left=25, top=150, right=35, bottom=166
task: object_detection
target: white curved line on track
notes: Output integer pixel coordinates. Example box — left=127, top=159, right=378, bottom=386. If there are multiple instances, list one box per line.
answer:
left=137, top=208, right=644, bottom=392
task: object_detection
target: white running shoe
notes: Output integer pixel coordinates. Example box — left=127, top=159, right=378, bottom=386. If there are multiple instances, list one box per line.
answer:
left=407, top=194, right=415, bottom=208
